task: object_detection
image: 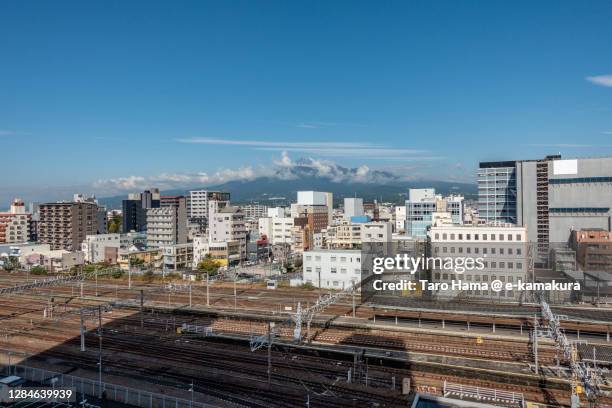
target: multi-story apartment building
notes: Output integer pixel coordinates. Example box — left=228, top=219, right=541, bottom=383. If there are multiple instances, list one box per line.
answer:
left=193, top=236, right=241, bottom=267
left=38, top=201, right=98, bottom=251
left=0, top=198, right=31, bottom=244
left=122, top=189, right=160, bottom=233
left=187, top=190, right=230, bottom=218
left=146, top=196, right=187, bottom=249
left=240, top=204, right=269, bottom=219
left=208, top=206, right=247, bottom=259
left=325, top=222, right=363, bottom=249
left=479, top=155, right=612, bottom=245
left=303, top=249, right=362, bottom=289
left=405, top=189, right=464, bottom=239
left=81, top=233, right=121, bottom=263
left=570, top=229, right=612, bottom=272
left=162, top=243, right=194, bottom=271
left=429, top=223, right=528, bottom=300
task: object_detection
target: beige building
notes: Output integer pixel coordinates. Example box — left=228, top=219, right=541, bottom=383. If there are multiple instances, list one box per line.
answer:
left=0, top=198, right=31, bottom=244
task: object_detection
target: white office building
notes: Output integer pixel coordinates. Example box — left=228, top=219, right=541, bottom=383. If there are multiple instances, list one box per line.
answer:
left=81, top=233, right=121, bottom=263
left=429, top=224, right=528, bottom=300
left=303, top=249, right=362, bottom=289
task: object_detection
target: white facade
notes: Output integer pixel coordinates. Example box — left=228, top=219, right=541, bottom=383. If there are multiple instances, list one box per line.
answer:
left=146, top=208, right=178, bottom=248
left=362, top=222, right=392, bottom=243
left=81, top=233, right=120, bottom=263
left=395, top=206, right=406, bottom=232
left=429, top=224, right=528, bottom=300
left=240, top=204, right=269, bottom=219
left=297, top=191, right=327, bottom=206
left=303, top=249, right=362, bottom=289
left=162, top=243, right=194, bottom=271
left=208, top=207, right=247, bottom=259
left=344, top=198, right=364, bottom=219
left=271, top=217, right=294, bottom=245
left=258, top=217, right=273, bottom=240
left=267, top=207, right=287, bottom=218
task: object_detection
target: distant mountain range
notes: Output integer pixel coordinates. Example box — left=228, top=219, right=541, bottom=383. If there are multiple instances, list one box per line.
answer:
left=98, top=176, right=477, bottom=209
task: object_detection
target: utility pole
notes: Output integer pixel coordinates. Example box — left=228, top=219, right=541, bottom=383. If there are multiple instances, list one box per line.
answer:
left=140, top=290, right=144, bottom=329
left=352, top=289, right=356, bottom=318
left=189, top=284, right=192, bottom=308
left=98, top=305, right=103, bottom=398
left=533, top=315, right=539, bottom=374
left=206, top=272, right=210, bottom=307
left=80, top=309, right=86, bottom=352
left=267, top=321, right=272, bottom=384
left=234, top=275, right=237, bottom=310
left=189, top=381, right=194, bottom=408
left=95, top=271, right=98, bottom=297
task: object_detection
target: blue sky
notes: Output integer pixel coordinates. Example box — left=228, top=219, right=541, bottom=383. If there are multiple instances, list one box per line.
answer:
left=1, top=0, right=612, bottom=203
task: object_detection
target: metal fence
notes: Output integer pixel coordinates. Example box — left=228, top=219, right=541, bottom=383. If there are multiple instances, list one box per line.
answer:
left=443, top=381, right=524, bottom=406
left=7, top=364, right=223, bottom=408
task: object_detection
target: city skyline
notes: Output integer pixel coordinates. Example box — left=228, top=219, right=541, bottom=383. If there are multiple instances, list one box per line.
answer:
left=2, top=1, right=612, bottom=202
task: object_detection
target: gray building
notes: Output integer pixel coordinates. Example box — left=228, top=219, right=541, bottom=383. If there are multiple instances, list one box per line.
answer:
left=479, top=155, right=612, bottom=245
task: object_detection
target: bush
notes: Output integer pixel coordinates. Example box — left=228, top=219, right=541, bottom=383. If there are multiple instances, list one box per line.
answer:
left=142, top=270, right=154, bottom=283
left=111, top=269, right=124, bottom=279
left=30, top=265, right=48, bottom=276
left=301, top=282, right=315, bottom=290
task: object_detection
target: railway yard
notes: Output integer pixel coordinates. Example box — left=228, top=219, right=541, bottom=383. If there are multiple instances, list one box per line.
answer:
left=1, top=271, right=612, bottom=407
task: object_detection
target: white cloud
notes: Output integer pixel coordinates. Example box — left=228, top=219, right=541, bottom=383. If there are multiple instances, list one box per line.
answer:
left=602, top=131, right=612, bottom=135
left=525, top=143, right=612, bottom=148
left=91, top=151, right=422, bottom=196
left=176, top=137, right=425, bottom=158
left=586, top=75, right=612, bottom=88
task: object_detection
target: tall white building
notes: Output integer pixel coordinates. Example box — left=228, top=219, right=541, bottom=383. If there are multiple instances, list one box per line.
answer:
left=395, top=205, right=406, bottom=232
left=344, top=198, right=364, bottom=220
left=187, top=190, right=230, bottom=218
left=146, top=207, right=185, bottom=248
left=209, top=206, right=248, bottom=259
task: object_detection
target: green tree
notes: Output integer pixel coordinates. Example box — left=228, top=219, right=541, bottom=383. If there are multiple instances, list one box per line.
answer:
left=2, top=256, right=19, bottom=272
left=197, top=254, right=220, bottom=277
left=108, top=215, right=122, bottom=233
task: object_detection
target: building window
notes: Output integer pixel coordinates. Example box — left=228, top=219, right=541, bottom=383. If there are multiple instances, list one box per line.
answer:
left=331, top=267, right=337, bottom=273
